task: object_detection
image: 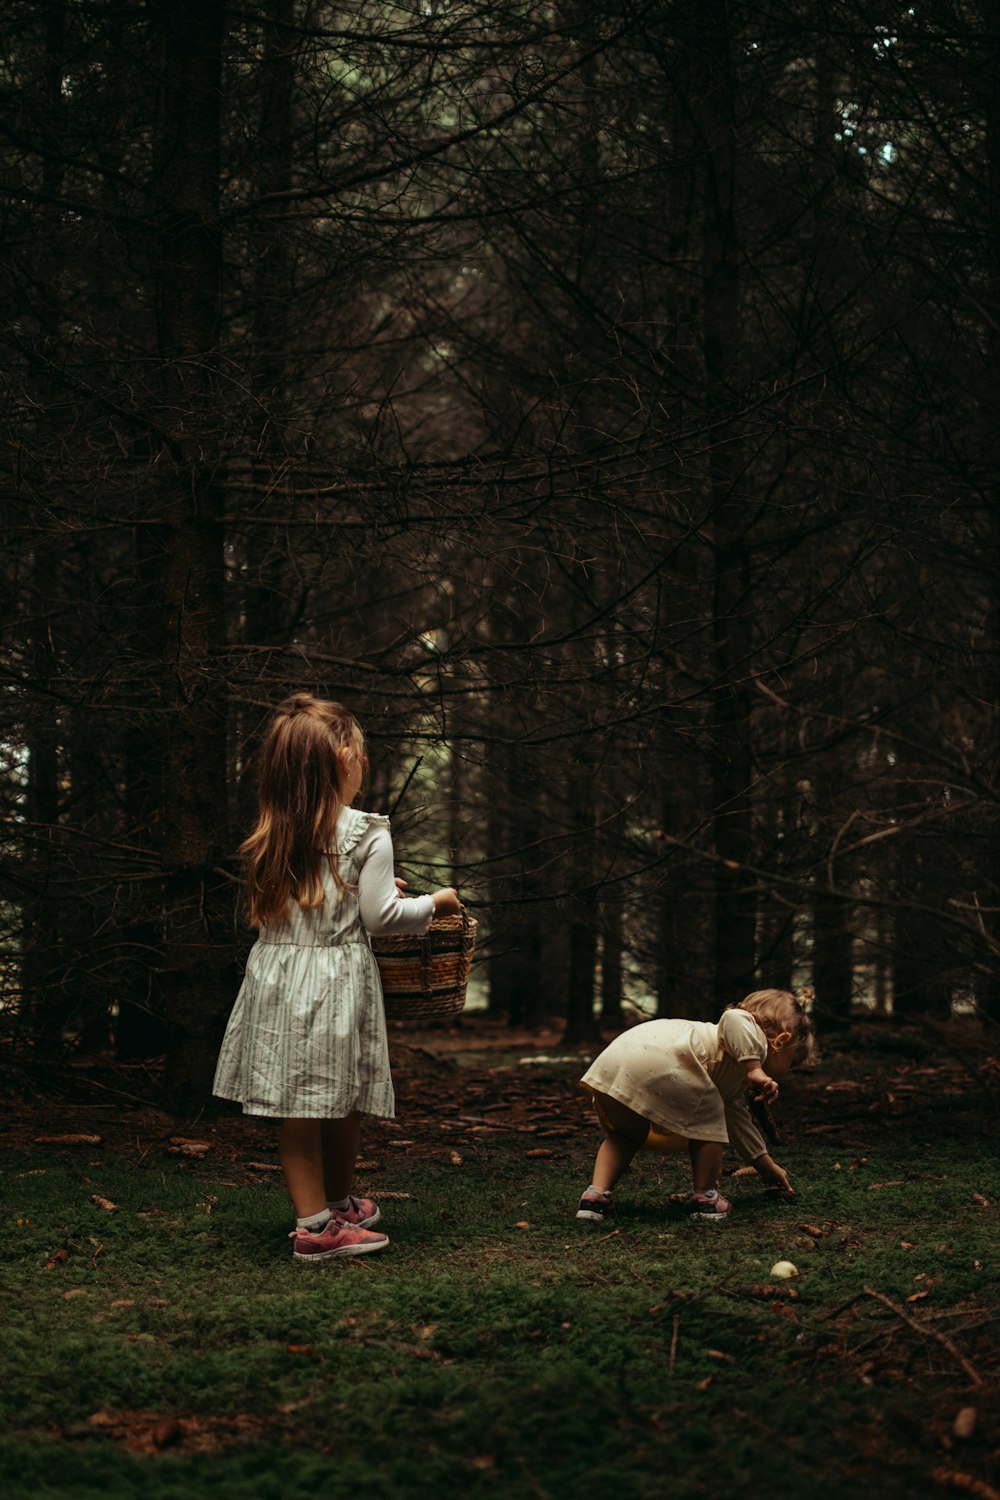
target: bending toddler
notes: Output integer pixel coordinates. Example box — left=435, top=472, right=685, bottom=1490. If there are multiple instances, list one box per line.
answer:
left=576, top=989, right=815, bottom=1223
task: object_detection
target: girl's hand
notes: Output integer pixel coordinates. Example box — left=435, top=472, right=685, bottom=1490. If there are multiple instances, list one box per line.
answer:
left=432, top=886, right=461, bottom=915
left=394, top=877, right=408, bottom=894
left=745, top=1064, right=779, bottom=1104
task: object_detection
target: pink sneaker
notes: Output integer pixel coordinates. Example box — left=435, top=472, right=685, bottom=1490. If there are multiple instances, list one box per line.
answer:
left=688, top=1191, right=732, bottom=1222
left=329, top=1195, right=381, bottom=1229
left=292, top=1219, right=389, bottom=1264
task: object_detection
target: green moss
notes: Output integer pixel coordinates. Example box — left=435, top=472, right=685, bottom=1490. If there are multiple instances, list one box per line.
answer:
left=1, top=1134, right=996, bottom=1499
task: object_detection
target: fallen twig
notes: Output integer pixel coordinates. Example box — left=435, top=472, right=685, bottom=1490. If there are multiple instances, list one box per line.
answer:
left=668, top=1310, right=679, bottom=1375
left=862, top=1288, right=983, bottom=1388
left=931, top=1469, right=1000, bottom=1500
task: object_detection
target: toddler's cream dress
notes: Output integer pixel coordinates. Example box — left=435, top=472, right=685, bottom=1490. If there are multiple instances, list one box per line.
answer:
left=580, top=1009, right=770, bottom=1159
left=213, top=808, right=434, bottom=1119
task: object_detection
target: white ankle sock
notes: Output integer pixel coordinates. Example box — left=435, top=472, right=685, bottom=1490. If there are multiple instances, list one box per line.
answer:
left=327, top=1197, right=351, bottom=1212
left=297, top=1208, right=332, bottom=1234
left=586, top=1185, right=612, bottom=1198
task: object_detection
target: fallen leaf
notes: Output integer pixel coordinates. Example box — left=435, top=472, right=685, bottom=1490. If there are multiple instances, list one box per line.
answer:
left=44, top=1248, right=69, bottom=1270
left=449, top=1150, right=463, bottom=1166
left=167, top=1143, right=209, bottom=1158
left=515, top=1220, right=530, bottom=1229
left=899, top=1241, right=915, bottom=1250
left=906, top=1289, right=930, bottom=1303
left=34, top=1134, right=102, bottom=1147
left=286, top=1345, right=324, bottom=1360
left=524, top=1148, right=555, bottom=1158
left=953, top=1408, right=978, bottom=1441
left=799, top=1224, right=829, bottom=1239
left=245, top=1161, right=281, bottom=1172
left=867, top=1181, right=906, bottom=1191
left=63, top=1288, right=88, bottom=1300
left=970, top=1193, right=990, bottom=1207
left=375, top=1191, right=413, bottom=1202
left=355, top=1160, right=380, bottom=1170
left=151, top=1419, right=181, bottom=1450
left=695, top=1376, right=714, bottom=1390
left=706, top=1349, right=733, bottom=1361
left=110, top=1300, right=135, bottom=1308
left=90, top=1196, right=117, bottom=1212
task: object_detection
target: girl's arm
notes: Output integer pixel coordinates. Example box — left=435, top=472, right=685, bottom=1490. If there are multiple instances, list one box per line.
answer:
left=356, top=824, right=436, bottom=935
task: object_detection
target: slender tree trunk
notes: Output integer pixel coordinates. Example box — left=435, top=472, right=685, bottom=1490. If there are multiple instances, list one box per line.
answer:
left=154, top=0, right=235, bottom=1113
left=600, top=893, right=624, bottom=1027
left=694, top=2, right=756, bottom=1003
left=22, top=0, right=67, bottom=1044
left=982, top=9, right=1000, bottom=1025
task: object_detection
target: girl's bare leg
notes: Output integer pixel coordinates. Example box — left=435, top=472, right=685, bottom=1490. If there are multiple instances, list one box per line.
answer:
left=278, top=1118, right=327, bottom=1218
left=321, top=1112, right=361, bottom=1201
left=591, top=1095, right=649, bottom=1193
left=688, top=1139, right=724, bottom=1193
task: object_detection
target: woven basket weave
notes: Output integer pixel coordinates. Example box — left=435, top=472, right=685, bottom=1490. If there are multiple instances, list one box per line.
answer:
left=372, top=906, right=477, bottom=1021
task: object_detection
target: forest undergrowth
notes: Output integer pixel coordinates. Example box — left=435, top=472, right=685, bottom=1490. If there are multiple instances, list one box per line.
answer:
left=1, top=1018, right=997, bottom=1499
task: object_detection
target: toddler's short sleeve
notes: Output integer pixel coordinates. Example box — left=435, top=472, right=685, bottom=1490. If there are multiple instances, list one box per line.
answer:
left=717, top=1009, right=768, bottom=1065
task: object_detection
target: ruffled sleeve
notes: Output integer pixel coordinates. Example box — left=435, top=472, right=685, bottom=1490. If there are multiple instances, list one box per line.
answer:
left=336, top=808, right=387, bottom=857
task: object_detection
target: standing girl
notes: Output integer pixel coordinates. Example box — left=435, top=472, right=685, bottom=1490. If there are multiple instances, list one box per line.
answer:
left=214, top=693, right=461, bottom=1263
left=575, top=989, right=816, bottom=1223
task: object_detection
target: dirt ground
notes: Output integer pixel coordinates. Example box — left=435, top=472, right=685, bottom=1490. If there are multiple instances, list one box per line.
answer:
left=3, top=1013, right=997, bottom=1180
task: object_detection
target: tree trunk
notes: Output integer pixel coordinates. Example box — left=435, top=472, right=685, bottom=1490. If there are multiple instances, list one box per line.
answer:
left=694, top=2, right=756, bottom=1003
left=153, top=0, right=235, bottom=1113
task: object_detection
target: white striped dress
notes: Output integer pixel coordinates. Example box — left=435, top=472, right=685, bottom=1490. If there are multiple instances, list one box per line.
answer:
left=213, top=808, right=435, bottom=1119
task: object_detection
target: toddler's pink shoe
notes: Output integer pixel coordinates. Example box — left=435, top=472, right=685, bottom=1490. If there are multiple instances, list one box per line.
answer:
left=292, top=1219, right=389, bottom=1264
left=330, top=1195, right=381, bottom=1229
left=576, top=1190, right=614, bottom=1222
left=688, top=1190, right=732, bottom=1222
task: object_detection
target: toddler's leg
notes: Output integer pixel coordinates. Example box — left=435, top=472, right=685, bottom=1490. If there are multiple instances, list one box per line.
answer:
left=687, top=1139, right=731, bottom=1222
left=577, top=1093, right=648, bottom=1221
left=592, top=1095, right=648, bottom=1191
left=688, top=1140, right=723, bottom=1194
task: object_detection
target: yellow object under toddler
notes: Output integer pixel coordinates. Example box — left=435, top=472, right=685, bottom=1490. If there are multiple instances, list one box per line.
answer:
left=587, top=1085, right=688, bottom=1155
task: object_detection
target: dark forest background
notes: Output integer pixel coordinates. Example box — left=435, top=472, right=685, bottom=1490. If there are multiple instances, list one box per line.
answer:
left=3, top=0, right=999, bottom=1113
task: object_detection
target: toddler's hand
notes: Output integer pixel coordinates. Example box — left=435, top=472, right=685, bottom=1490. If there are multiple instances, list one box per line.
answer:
left=760, top=1160, right=794, bottom=1196
left=432, top=886, right=461, bottom=916
left=745, top=1065, right=778, bottom=1104
left=394, top=877, right=408, bottom=893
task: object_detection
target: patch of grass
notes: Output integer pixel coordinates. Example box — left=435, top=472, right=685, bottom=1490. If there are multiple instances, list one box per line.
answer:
left=1, top=1132, right=998, bottom=1500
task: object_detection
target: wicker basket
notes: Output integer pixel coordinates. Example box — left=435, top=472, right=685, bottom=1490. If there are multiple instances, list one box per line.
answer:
left=372, top=906, right=478, bottom=1021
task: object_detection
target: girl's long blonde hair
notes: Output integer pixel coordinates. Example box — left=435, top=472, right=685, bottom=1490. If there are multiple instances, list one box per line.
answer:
left=240, top=694, right=364, bottom=928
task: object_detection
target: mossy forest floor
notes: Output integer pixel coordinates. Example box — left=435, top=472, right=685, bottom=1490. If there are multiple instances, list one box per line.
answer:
left=1, top=1017, right=998, bottom=1499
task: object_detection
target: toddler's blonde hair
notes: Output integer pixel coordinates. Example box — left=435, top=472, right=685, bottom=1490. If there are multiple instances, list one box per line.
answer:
left=731, top=987, right=817, bottom=1062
